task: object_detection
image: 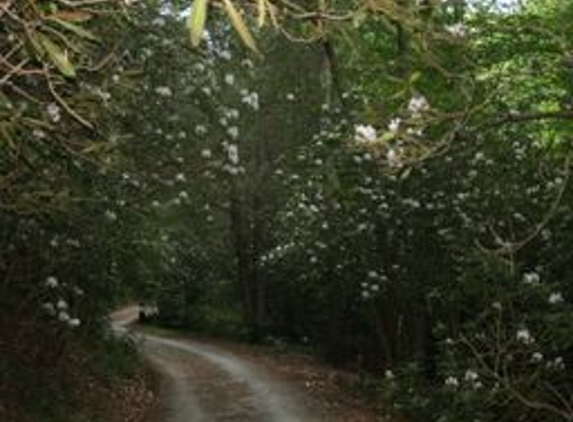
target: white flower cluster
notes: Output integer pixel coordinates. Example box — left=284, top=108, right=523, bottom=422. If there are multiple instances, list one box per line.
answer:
left=354, top=124, right=377, bottom=143
left=47, top=103, right=61, bottom=123
left=407, top=94, right=430, bottom=117
left=227, top=126, right=239, bottom=140
left=444, top=370, right=481, bottom=390
left=516, top=327, right=535, bottom=345
left=445, top=22, right=467, bottom=37
left=445, top=375, right=459, bottom=388
left=224, top=73, right=235, bottom=86
left=41, top=276, right=82, bottom=328
left=547, top=356, right=566, bottom=371
left=154, top=86, right=173, bottom=97
left=531, top=352, right=544, bottom=363
left=388, top=118, right=401, bottom=133
left=105, top=210, right=118, bottom=222
left=259, top=243, right=296, bottom=265
left=219, top=50, right=232, bottom=61
left=360, top=271, right=386, bottom=300
left=464, top=369, right=482, bottom=389
left=241, top=90, right=260, bottom=110
left=195, top=124, right=208, bottom=136
left=386, top=148, right=403, bottom=168
left=522, top=271, right=540, bottom=285
left=548, top=292, right=564, bottom=305
left=227, top=144, right=240, bottom=165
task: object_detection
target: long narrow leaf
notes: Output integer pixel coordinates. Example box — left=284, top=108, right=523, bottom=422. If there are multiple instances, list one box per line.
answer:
left=38, top=34, right=76, bottom=78
left=221, top=0, right=259, bottom=54
left=50, top=18, right=99, bottom=42
left=187, top=0, right=209, bottom=47
left=257, top=0, right=266, bottom=28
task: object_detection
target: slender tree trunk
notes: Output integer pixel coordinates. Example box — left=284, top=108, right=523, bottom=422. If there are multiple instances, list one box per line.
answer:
left=230, top=179, right=255, bottom=335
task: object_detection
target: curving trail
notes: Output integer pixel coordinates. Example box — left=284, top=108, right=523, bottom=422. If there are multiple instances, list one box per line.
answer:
left=111, top=307, right=322, bottom=422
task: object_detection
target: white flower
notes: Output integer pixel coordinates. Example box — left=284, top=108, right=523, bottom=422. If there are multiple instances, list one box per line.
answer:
left=531, top=352, right=544, bottom=363
left=384, top=370, right=394, bottom=380
left=241, top=91, right=259, bottom=110
left=516, top=328, right=535, bottom=345
left=388, top=118, right=401, bottom=133
left=175, top=173, right=186, bottom=182
left=548, top=292, right=564, bottom=305
left=286, top=93, right=295, bottom=101
left=201, top=149, right=212, bottom=159
left=445, top=22, right=467, bottom=37
left=224, top=74, right=235, bottom=85
left=34, top=129, right=47, bottom=139
left=105, top=210, right=117, bottom=221
left=464, top=370, right=479, bottom=382
left=445, top=376, right=459, bottom=388
left=523, top=272, right=540, bottom=285
left=386, top=148, right=402, bottom=168
left=47, top=103, right=61, bottom=123
left=354, top=124, right=377, bottom=142
left=151, top=17, right=166, bottom=27
left=227, top=144, right=239, bottom=165
left=553, top=357, right=565, bottom=370
left=68, top=318, right=81, bottom=328
left=154, top=86, right=173, bottom=97
left=407, top=94, right=430, bottom=116
left=58, top=311, right=70, bottom=322
left=226, top=109, right=239, bottom=120
left=57, top=299, right=68, bottom=310
left=45, top=276, right=59, bottom=288
left=179, top=191, right=189, bottom=200
left=227, top=126, right=239, bottom=140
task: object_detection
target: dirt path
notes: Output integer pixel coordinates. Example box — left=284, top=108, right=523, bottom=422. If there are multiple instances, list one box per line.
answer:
left=111, top=307, right=384, bottom=422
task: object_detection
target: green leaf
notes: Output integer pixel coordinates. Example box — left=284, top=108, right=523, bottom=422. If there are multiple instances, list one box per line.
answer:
left=49, top=18, right=99, bottom=42
left=380, top=131, right=395, bottom=142
left=409, top=71, right=422, bottom=84
left=400, top=167, right=412, bottom=180
left=187, top=0, right=209, bottom=47
left=38, top=35, right=76, bottom=78
left=221, top=0, right=259, bottom=54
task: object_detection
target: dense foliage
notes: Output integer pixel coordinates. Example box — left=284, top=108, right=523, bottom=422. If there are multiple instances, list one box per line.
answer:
left=0, top=1, right=149, bottom=419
